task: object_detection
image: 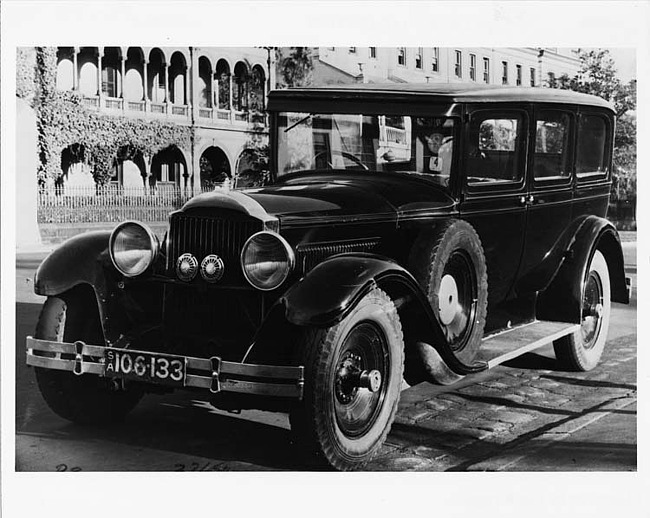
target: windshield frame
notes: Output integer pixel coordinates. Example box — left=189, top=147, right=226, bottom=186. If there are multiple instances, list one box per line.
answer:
left=270, top=102, right=463, bottom=192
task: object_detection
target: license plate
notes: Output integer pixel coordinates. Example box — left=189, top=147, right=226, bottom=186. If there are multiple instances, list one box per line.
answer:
left=104, top=349, right=186, bottom=387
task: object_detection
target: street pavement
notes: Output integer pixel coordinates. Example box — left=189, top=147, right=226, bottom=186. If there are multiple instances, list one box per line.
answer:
left=13, top=239, right=637, bottom=472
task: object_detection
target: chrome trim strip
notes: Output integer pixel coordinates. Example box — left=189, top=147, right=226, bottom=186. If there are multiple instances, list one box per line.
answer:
left=280, top=212, right=397, bottom=229
left=27, top=354, right=104, bottom=375
left=26, top=336, right=304, bottom=399
left=185, top=376, right=303, bottom=398
left=27, top=337, right=106, bottom=356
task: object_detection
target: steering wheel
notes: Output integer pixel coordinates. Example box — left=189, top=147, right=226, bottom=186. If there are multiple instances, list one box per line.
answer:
left=312, top=150, right=369, bottom=170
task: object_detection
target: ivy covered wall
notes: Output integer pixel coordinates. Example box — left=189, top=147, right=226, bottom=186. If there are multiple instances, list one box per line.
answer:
left=19, top=47, right=194, bottom=186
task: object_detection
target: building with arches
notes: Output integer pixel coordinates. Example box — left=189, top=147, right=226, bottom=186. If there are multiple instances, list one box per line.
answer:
left=50, top=46, right=273, bottom=193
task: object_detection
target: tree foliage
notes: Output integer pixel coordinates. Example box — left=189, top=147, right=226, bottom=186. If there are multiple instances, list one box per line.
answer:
left=16, top=47, right=37, bottom=105
left=276, top=47, right=314, bottom=89
left=547, top=49, right=636, bottom=118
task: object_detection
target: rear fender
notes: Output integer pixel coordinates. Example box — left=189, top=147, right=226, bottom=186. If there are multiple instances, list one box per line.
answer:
left=34, top=231, right=127, bottom=345
left=279, top=253, right=487, bottom=375
left=537, top=216, right=629, bottom=323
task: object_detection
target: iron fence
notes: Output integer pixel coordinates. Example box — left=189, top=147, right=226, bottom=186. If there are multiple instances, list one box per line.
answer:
left=38, top=185, right=215, bottom=224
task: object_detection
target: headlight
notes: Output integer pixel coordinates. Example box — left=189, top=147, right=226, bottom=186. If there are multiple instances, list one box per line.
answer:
left=109, top=221, right=159, bottom=277
left=240, top=231, right=295, bottom=291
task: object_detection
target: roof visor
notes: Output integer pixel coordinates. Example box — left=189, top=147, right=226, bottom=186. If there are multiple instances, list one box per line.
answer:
left=268, top=84, right=615, bottom=113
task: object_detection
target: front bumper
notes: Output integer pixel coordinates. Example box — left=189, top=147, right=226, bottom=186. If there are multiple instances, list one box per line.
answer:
left=26, top=336, right=304, bottom=399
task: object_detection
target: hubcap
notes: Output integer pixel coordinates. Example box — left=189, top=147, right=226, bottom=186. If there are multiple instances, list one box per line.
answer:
left=437, top=251, right=477, bottom=350
left=581, top=271, right=604, bottom=349
left=438, top=274, right=460, bottom=325
left=333, top=322, right=388, bottom=438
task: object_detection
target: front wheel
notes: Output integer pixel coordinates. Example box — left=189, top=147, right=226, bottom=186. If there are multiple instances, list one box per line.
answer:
left=553, top=250, right=611, bottom=371
left=34, top=293, right=143, bottom=424
left=290, top=288, right=404, bottom=470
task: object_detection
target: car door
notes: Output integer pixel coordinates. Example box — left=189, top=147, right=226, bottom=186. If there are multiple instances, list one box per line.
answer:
left=516, top=105, right=576, bottom=293
left=459, top=104, right=529, bottom=329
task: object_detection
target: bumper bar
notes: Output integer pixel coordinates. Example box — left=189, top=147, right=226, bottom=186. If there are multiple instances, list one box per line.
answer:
left=26, top=336, right=304, bottom=399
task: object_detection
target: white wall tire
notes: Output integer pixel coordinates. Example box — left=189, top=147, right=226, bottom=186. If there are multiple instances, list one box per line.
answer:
left=553, top=250, right=611, bottom=371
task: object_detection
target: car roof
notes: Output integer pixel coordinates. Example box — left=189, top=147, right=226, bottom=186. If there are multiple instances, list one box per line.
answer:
left=268, top=83, right=614, bottom=112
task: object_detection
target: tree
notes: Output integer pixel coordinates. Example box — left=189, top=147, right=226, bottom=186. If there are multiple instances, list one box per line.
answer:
left=276, top=47, right=314, bottom=89
left=547, top=49, right=636, bottom=118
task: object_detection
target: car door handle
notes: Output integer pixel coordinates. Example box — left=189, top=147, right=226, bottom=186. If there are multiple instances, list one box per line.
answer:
left=519, top=195, right=535, bottom=206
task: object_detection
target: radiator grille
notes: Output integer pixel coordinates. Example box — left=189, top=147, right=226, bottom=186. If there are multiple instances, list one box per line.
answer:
left=167, top=213, right=263, bottom=284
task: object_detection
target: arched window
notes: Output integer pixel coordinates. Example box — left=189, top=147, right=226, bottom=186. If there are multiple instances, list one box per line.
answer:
left=233, top=62, right=249, bottom=112
left=169, top=52, right=188, bottom=105
left=198, top=56, right=212, bottom=108
left=215, top=59, right=231, bottom=110
left=148, top=48, right=166, bottom=103
left=56, top=47, right=74, bottom=91
left=200, top=146, right=231, bottom=190
left=125, top=47, right=145, bottom=101
left=102, top=47, right=122, bottom=98
left=250, top=65, right=266, bottom=112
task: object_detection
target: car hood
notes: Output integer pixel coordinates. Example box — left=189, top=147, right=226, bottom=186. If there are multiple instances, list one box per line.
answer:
left=181, top=173, right=456, bottom=226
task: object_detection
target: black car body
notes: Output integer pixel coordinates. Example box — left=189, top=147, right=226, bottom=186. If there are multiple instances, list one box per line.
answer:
left=27, top=84, right=630, bottom=470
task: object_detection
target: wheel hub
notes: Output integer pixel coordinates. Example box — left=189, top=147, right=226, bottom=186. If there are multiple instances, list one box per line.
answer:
left=438, top=274, right=460, bottom=326
left=335, top=352, right=383, bottom=404
left=581, top=272, right=604, bottom=348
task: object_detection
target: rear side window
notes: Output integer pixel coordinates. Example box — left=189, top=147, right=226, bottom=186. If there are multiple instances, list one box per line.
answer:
left=533, top=111, right=572, bottom=181
left=576, top=114, right=610, bottom=179
left=467, top=112, right=525, bottom=186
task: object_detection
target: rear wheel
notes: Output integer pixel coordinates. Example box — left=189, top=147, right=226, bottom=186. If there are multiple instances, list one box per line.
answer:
left=553, top=250, right=611, bottom=371
left=34, top=292, right=143, bottom=424
left=290, top=288, right=404, bottom=470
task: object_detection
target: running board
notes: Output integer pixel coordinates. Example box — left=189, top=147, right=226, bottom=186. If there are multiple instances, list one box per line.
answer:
left=477, top=320, right=580, bottom=369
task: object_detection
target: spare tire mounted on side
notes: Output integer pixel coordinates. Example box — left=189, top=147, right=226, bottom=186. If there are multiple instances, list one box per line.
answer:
left=413, top=220, right=489, bottom=367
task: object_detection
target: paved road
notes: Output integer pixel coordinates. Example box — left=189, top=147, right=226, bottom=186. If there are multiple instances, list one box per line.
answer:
left=14, top=242, right=637, bottom=472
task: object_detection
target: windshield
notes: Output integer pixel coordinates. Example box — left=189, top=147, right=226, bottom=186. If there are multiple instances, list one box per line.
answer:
left=276, top=112, right=457, bottom=189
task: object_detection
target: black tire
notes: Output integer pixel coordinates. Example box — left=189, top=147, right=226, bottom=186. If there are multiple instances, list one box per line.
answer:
left=553, top=250, right=611, bottom=371
left=34, top=293, right=143, bottom=424
left=290, top=288, right=404, bottom=471
left=411, top=220, right=488, bottom=365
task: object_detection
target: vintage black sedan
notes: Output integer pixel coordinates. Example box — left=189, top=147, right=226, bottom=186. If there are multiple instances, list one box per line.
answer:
left=27, top=84, right=630, bottom=470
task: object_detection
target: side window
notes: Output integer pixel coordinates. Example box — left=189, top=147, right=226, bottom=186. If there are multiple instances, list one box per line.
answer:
left=576, top=114, right=610, bottom=180
left=533, top=111, right=572, bottom=181
left=467, top=113, right=524, bottom=186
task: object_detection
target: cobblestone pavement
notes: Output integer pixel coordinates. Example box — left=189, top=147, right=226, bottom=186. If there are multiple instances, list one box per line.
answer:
left=367, top=331, right=636, bottom=471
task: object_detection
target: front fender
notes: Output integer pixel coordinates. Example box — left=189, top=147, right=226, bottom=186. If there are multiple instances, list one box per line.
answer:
left=35, top=231, right=113, bottom=296
left=537, top=216, right=628, bottom=323
left=34, top=231, right=125, bottom=345
left=281, top=253, right=486, bottom=375
left=282, top=253, right=404, bottom=328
